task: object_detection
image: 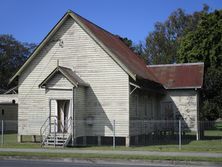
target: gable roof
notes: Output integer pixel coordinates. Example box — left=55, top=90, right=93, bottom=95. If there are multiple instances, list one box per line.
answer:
left=39, top=66, right=89, bottom=88
left=71, top=11, right=159, bottom=83
left=148, top=63, right=204, bottom=89
left=9, top=10, right=161, bottom=88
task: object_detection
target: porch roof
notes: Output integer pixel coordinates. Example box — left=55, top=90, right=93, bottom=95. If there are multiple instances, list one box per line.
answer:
left=39, top=66, right=89, bottom=88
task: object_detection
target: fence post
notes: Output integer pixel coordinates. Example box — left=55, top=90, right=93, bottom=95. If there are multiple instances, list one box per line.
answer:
left=1, top=120, right=3, bottom=146
left=113, top=120, right=116, bottom=149
left=179, top=119, right=181, bottom=150
left=72, top=119, right=74, bottom=146
left=54, top=119, right=56, bottom=147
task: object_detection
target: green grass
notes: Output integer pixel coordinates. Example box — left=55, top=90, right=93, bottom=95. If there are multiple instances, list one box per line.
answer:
left=64, top=139, right=222, bottom=152
left=0, top=133, right=221, bottom=152
left=0, top=134, right=40, bottom=148
left=0, top=151, right=222, bottom=163
left=204, top=130, right=222, bottom=136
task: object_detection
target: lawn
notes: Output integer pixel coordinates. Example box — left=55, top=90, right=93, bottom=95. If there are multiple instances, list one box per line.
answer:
left=0, top=134, right=40, bottom=148
left=0, top=133, right=221, bottom=152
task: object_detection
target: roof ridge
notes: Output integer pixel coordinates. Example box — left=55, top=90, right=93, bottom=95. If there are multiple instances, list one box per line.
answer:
left=148, top=62, right=204, bottom=67
left=69, top=10, right=116, bottom=37
left=70, top=10, right=144, bottom=57
left=70, top=10, right=161, bottom=84
left=10, top=10, right=163, bottom=89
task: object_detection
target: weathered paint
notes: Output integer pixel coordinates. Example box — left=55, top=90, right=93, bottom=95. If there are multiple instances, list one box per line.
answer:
left=160, top=90, right=198, bottom=131
left=45, top=72, right=73, bottom=89
left=18, top=16, right=129, bottom=137
left=0, top=94, right=18, bottom=104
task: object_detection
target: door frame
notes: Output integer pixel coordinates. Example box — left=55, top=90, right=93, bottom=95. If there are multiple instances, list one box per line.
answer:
left=49, top=98, right=73, bottom=133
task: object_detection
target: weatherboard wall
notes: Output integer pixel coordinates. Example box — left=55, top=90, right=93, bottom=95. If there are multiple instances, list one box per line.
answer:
left=160, top=90, right=198, bottom=131
left=45, top=72, right=74, bottom=89
left=18, top=16, right=129, bottom=137
left=0, top=94, right=18, bottom=104
left=129, top=89, right=161, bottom=136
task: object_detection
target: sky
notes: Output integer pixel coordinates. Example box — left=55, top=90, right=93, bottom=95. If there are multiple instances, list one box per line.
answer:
left=0, top=0, right=222, bottom=44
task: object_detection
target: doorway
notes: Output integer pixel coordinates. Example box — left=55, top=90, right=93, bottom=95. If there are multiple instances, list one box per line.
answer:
left=57, top=100, right=70, bottom=133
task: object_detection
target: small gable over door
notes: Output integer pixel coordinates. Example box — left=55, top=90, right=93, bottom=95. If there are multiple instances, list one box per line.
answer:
left=46, top=72, right=73, bottom=89
left=39, top=66, right=89, bottom=89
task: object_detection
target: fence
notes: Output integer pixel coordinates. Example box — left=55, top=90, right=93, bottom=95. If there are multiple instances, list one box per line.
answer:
left=0, top=119, right=221, bottom=150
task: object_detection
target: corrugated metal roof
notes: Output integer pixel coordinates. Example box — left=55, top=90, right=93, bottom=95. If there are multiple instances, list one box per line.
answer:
left=10, top=11, right=203, bottom=92
left=148, top=63, right=204, bottom=89
left=72, top=11, right=160, bottom=84
left=10, top=11, right=162, bottom=88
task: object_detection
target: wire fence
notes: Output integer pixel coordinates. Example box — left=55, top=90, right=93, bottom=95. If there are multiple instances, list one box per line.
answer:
left=0, top=119, right=221, bottom=150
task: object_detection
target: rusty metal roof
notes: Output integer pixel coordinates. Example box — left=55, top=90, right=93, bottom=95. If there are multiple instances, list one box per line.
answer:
left=12, top=11, right=202, bottom=92
left=148, top=63, right=204, bottom=89
left=10, top=11, right=161, bottom=88
left=72, top=11, right=160, bottom=84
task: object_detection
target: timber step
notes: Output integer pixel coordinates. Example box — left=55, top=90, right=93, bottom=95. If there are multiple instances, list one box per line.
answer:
left=42, top=132, right=71, bottom=147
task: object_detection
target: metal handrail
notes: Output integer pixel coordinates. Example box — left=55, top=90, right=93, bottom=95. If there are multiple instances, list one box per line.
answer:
left=63, top=117, right=72, bottom=146
left=40, top=116, right=58, bottom=136
left=40, top=116, right=49, bottom=138
left=40, top=116, right=58, bottom=146
left=66, top=117, right=73, bottom=133
left=40, top=116, right=73, bottom=147
left=40, top=117, right=50, bottom=145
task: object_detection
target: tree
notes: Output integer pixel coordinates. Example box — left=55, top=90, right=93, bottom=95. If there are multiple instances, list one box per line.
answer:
left=144, top=5, right=209, bottom=64
left=178, top=10, right=222, bottom=68
left=201, top=67, right=222, bottom=120
left=118, top=36, right=133, bottom=49
left=0, top=34, right=36, bottom=90
left=118, top=36, right=147, bottom=61
left=178, top=10, right=222, bottom=120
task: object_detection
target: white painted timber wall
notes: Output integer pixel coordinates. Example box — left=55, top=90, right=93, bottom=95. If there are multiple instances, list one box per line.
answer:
left=0, top=94, right=18, bottom=104
left=46, top=72, right=74, bottom=89
left=18, top=16, right=129, bottom=136
left=160, top=90, right=198, bottom=131
left=75, top=86, right=86, bottom=137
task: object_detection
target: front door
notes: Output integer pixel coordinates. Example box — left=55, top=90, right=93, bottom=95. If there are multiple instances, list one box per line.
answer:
left=57, top=100, right=70, bottom=133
